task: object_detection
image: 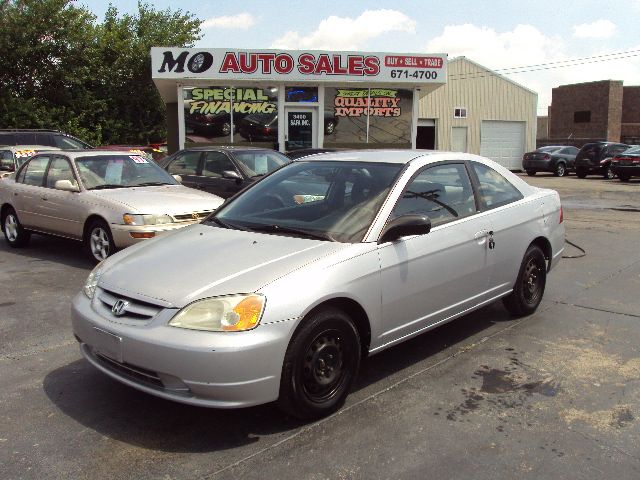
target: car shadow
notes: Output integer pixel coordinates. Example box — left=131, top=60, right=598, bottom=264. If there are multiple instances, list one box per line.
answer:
left=0, top=234, right=95, bottom=269
left=43, top=302, right=510, bottom=453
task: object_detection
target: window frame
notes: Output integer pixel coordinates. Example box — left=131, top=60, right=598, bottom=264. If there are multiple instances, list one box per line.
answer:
left=44, top=154, right=78, bottom=189
left=166, top=150, right=204, bottom=176
left=18, top=155, right=51, bottom=187
left=453, top=107, right=468, bottom=119
left=201, top=150, right=240, bottom=178
left=467, top=161, right=524, bottom=211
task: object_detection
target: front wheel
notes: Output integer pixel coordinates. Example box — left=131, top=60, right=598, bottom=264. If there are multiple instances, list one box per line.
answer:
left=2, top=207, right=31, bottom=247
left=604, top=165, right=615, bottom=180
left=554, top=163, right=566, bottom=177
left=503, top=244, right=547, bottom=317
left=576, top=168, right=587, bottom=179
left=278, top=307, right=361, bottom=420
left=85, top=220, right=115, bottom=263
left=526, top=170, right=536, bottom=176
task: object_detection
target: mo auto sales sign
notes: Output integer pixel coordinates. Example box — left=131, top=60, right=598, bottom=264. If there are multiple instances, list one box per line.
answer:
left=151, top=48, right=447, bottom=85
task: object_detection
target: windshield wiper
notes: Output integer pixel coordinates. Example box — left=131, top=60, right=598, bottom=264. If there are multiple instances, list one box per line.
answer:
left=88, top=184, right=127, bottom=190
left=133, top=182, right=173, bottom=187
left=248, top=224, right=334, bottom=242
left=209, top=217, right=249, bottom=231
left=404, top=190, right=459, bottom=217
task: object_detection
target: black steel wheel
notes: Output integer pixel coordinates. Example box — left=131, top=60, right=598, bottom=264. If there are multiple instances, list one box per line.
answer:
left=526, top=170, right=536, bottom=176
left=503, top=244, right=547, bottom=317
left=576, top=168, right=587, bottom=179
left=554, top=162, right=566, bottom=177
left=619, top=174, right=631, bottom=182
left=278, top=307, right=361, bottom=420
left=2, top=207, right=30, bottom=247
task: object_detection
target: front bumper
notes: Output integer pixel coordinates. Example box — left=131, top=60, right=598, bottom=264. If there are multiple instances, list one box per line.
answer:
left=110, top=221, right=199, bottom=248
left=71, top=292, right=294, bottom=408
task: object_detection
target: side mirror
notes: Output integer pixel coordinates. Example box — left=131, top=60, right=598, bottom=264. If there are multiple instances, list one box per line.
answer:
left=54, top=179, right=80, bottom=192
left=379, top=214, right=431, bottom=244
left=172, top=174, right=183, bottom=183
left=0, top=165, right=13, bottom=172
left=222, top=170, right=242, bottom=181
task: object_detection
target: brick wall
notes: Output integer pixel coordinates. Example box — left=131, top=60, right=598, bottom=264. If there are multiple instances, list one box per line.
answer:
left=548, top=80, right=623, bottom=142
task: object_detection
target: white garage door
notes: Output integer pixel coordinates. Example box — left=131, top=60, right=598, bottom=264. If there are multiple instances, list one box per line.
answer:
left=480, top=121, right=525, bottom=170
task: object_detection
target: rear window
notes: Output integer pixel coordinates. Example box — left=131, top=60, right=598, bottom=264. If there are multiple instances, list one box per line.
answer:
left=537, top=146, right=562, bottom=153
left=579, top=144, right=602, bottom=158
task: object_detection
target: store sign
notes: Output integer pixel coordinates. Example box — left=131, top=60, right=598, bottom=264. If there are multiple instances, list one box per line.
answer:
left=152, top=48, right=447, bottom=84
left=334, top=89, right=401, bottom=117
left=188, top=87, right=276, bottom=115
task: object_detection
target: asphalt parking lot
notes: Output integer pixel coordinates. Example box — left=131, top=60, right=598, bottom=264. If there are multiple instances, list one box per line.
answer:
left=1, top=172, right=639, bottom=479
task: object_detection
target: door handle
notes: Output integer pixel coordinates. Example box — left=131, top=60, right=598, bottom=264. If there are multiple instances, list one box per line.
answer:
left=474, top=230, right=489, bottom=240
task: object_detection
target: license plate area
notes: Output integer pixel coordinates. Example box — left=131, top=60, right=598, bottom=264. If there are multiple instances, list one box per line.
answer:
left=92, top=327, right=123, bottom=363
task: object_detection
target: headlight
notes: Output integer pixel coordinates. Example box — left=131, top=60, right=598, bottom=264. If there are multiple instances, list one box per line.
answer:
left=83, top=263, right=103, bottom=299
left=169, top=294, right=265, bottom=332
left=123, top=214, right=173, bottom=225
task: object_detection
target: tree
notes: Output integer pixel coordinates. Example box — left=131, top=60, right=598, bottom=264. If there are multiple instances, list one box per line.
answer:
left=93, top=2, right=201, bottom=144
left=0, top=0, right=201, bottom=145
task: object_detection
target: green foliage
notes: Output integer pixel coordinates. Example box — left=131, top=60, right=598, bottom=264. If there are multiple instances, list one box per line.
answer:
left=0, top=0, right=201, bottom=146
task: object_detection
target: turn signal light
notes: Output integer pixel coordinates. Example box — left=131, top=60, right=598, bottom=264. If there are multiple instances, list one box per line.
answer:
left=559, top=205, right=564, bottom=224
left=130, top=232, right=155, bottom=239
left=223, top=296, right=264, bottom=331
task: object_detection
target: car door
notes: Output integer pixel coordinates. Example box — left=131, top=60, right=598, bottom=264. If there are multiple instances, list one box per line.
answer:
left=469, top=161, right=534, bottom=295
left=198, top=151, right=246, bottom=198
left=378, top=162, right=494, bottom=344
left=10, top=155, right=52, bottom=228
left=37, top=155, right=84, bottom=238
left=164, top=150, right=202, bottom=190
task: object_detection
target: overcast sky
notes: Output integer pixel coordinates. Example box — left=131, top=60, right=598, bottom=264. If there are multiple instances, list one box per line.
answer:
left=84, top=0, right=640, bottom=114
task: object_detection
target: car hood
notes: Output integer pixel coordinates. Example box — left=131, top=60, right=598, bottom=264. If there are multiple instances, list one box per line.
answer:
left=98, top=224, right=348, bottom=307
left=88, top=185, right=224, bottom=214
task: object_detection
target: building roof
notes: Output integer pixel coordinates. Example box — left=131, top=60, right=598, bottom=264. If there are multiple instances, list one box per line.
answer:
left=449, top=56, right=537, bottom=96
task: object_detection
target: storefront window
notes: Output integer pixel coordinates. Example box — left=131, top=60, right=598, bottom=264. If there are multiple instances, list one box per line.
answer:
left=285, top=87, right=318, bottom=103
left=183, top=86, right=278, bottom=147
left=324, top=87, right=413, bottom=149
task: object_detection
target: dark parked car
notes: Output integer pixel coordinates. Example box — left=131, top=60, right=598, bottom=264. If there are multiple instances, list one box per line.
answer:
left=160, top=146, right=290, bottom=198
left=238, top=112, right=338, bottom=142
left=611, top=145, right=640, bottom=182
left=0, top=129, right=92, bottom=149
left=522, top=146, right=579, bottom=177
left=574, top=142, right=629, bottom=179
left=185, top=113, right=247, bottom=137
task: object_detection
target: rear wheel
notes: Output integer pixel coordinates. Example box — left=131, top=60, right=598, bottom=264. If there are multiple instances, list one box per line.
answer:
left=576, top=168, right=587, bottom=179
left=2, top=207, right=30, bottom=247
left=554, top=162, right=566, bottom=177
left=85, top=219, right=115, bottom=263
left=503, top=244, right=547, bottom=317
left=278, top=307, right=361, bottom=420
left=619, top=174, right=631, bottom=182
left=526, top=170, right=536, bottom=176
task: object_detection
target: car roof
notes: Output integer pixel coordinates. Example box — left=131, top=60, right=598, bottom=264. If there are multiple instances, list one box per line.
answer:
left=51, top=149, right=143, bottom=158
left=293, top=149, right=445, bottom=164
left=0, top=145, right=62, bottom=152
left=181, top=146, right=279, bottom=152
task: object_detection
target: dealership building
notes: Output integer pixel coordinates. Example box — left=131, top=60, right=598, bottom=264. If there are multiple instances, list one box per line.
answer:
left=152, top=48, right=537, bottom=169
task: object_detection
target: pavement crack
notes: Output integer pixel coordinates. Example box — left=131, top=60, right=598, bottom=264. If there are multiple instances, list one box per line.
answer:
left=554, top=301, right=640, bottom=319
left=567, top=426, right=640, bottom=463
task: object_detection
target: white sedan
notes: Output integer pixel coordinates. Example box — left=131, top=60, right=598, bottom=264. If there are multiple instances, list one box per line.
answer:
left=72, top=150, right=564, bottom=419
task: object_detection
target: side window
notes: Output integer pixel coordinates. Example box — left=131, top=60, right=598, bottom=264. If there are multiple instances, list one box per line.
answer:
left=53, top=135, right=83, bottom=149
left=20, top=156, right=50, bottom=186
left=471, top=162, right=523, bottom=210
left=392, top=163, right=476, bottom=227
left=45, top=157, right=77, bottom=188
left=167, top=151, right=200, bottom=175
left=614, top=145, right=628, bottom=155
left=16, top=132, right=36, bottom=144
left=0, top=150, right=14, bottom=170
left=36, top=133, right=56, bottom=146
left=202, top=152, right=236, bottom=178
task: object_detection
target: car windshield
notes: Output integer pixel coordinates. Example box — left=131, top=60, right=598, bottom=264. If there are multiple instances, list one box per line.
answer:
left=232, top=151, right=289, bottom=176
left=622, top=146, right=640, bottom=154
left=209, top=160, right=404, bottom=243
left=75, top=154, right=178, bottom=190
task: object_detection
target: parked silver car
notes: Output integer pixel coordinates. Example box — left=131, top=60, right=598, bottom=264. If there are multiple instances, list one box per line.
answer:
left=1, top=150, right=224, bottom=261
left=71, top=150, right=565, bottom=419
left=0, top=145, right=61, bottom=178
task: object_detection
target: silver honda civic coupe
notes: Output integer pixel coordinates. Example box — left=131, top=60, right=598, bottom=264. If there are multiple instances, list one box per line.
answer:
left=72, top=150, right=565, bottom=419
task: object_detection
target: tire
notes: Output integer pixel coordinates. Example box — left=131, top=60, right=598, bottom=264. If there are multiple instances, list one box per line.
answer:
left=576, top=168, right=587, bottom=179
left=554, top=162, right=566, bottom=177
left=603, top=165, right=615, bottom=180
left=85, top=219, right=115, bottom=263
left=221, top=122, right=231, bottom=136
left=619, top=174, right=631, bottom=182
left=526, top=170, right=536, bottom=176
left=2, top=207, right=31, bottom=247
left=278, top=307, right=361, bottom=420
left=502, top=244, right=547, bottom=317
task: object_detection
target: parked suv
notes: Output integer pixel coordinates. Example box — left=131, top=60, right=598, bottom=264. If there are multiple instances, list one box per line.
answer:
left=0, top=129, right=92, bottom=150
left=574, top=142, right=629, bottom=179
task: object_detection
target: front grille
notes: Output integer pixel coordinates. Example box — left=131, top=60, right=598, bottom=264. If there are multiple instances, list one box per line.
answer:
left=98, top=288, right=162, bottom=322
left=173, top=210, right=213, bottom=222
left=95, top=352, right=164, bottom=388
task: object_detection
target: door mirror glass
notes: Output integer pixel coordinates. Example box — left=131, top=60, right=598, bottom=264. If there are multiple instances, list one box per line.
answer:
left=222, top=170, right=242, bottom=180
left=54, top=179, right=80, bottom=192
left=379, top=215, right=431, bottom=243
left=172, top=174, right=183, bottom=183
